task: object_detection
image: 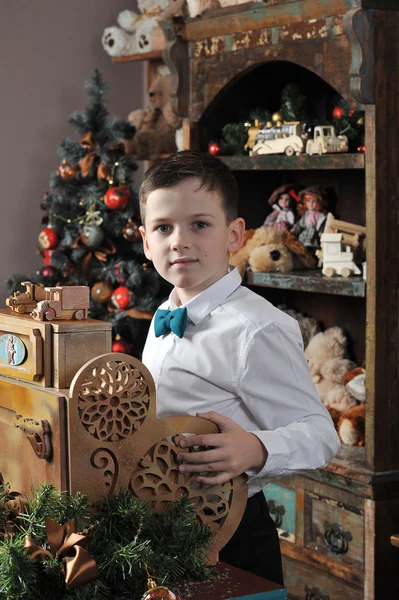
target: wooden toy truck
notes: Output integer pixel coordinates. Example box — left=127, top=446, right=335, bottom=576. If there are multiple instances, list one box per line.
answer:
left=6, top=282, right=46, bottom=314
left=31, top=286, right=90, bottom=321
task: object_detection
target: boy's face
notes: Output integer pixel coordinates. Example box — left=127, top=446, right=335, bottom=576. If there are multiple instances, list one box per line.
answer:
left=140, top=177, right=245, bottom=304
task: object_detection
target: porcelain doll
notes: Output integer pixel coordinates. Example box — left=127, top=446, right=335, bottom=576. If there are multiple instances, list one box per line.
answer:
left=263, top=183, right=300, bottom=231
left=291, top=186, right=329, bottom=252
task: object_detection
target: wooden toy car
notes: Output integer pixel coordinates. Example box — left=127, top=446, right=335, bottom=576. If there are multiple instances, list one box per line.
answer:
left=251, top=121, right=305, bottom=157
left=6, top=281, right=46, bottom=314
left=306, top=125, right=348, bottom=155
left=31, top=286, right=90, bottom=321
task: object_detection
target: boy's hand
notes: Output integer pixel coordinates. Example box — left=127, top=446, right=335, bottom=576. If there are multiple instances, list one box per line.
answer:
left=177, top=411, right=268, bottom=485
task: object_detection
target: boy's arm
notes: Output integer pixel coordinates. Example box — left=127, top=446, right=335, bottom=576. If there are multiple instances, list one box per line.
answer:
left=178, top=319, right=340, bottom=484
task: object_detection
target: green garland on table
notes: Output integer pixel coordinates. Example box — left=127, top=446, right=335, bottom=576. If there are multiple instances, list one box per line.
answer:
left=0, top=481, right=214, bottom=600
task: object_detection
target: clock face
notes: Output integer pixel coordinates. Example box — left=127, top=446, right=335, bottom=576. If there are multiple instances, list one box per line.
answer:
left=0, top=334, right=26, bottom=366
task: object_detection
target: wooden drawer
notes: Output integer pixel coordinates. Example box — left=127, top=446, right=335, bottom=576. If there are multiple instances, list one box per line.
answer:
left=304, top=490, right=364, bottom=575
left=283, top=555, right=363, bottom=600
left=263, top=482, right=296, bottom=543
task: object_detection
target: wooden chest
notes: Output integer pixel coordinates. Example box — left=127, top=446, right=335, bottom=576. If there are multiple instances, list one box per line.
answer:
left=0, top=308, right=112, bottom=388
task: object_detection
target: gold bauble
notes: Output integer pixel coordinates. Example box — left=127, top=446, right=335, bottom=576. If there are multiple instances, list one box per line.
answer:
left=272, top=112, right=282, bottom=124
left=357, top=116, right=364, bottom=126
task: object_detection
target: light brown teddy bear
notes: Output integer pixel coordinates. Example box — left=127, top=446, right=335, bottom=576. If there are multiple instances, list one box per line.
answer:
left=126, top=67, right=182, bottom=159
left=230, top=226, right=316, bottom=278
left=304, top=327, right=357, bottom=411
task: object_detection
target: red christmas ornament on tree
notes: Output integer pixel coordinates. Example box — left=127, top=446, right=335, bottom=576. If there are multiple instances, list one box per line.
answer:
left=104, top=186, right=129, bottom=210
left=43, top=250, right=54, bottom=265
left=123, top=221, right=141, bottom=241
left=111, top=285, right=134, bottom=310
left=58, top=159, right=76, bottom=179
left=141, top=579, right=180, bottom=600
left=332, top=106, right=344, bottom=119
left=112, top=335, right=131, bottom=354
left=40, top=265, right=56, bottom=277
left=38, top=227, right=59, bottom=250
left=208, top=141, right=221, bottom=156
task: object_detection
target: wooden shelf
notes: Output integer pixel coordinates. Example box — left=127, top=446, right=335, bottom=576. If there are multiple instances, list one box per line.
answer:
left=220, top=153, right=365, bottom=171
left=112, top=49, right=164, bottom=63
left=246, top=269, right=366, bottom=297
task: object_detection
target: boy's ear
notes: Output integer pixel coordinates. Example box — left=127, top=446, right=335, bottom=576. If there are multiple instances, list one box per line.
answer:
left=139, top=225, right=152, bottom=260
left=228, top=217, right=246, bottom=254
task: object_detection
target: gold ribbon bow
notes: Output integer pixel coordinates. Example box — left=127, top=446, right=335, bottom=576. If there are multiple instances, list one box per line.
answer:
left=24, top=517, right=99, bottom=589
left=72, top=235, right=116, bottom=278
left=79, top=132, right=111, bottom=181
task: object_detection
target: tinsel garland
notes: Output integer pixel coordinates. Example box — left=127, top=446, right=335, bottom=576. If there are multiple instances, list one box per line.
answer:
left=0, top=482, right=214, bottom=600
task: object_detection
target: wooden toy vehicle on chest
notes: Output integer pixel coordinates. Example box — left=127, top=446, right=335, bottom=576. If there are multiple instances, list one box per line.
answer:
left=7, top=282, right=89, bottom=321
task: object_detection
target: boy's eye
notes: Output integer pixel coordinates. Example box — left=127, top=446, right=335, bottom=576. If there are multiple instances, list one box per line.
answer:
left=156, top=224, right=171, bottom=233
left=193, top=221, right=208, bottom=229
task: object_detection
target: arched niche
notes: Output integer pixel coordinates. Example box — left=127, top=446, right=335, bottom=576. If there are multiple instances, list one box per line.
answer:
left=195, top=60, right=355, bottom=151
left=190, top=34, right=354, bottom=124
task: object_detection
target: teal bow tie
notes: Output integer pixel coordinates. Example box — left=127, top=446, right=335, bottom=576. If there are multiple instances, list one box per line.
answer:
left=154, top=307, right=188, bottom=338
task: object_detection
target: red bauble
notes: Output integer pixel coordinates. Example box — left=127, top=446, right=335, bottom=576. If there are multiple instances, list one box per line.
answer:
left=38, top=227, right=59, bottom=250
left=123, top=221, right=141, bottom=241
left=58, top=160, right=76, bottom=179
left=111, top=285, right=134, bottom=310
left=104, top=186, right=129, bottom=210
left=332, top=106, right=344, bottom=119
left=208, top=142, right=221, bottom=156
left=43, top=250, right=54, bottom=265
left=141, top=583, right=179, bottom=600
left=112, top=337, right=131, bottom=353
left=40, top=265, right=56, bottom=277
left=357, top=145, right=366, bottom=153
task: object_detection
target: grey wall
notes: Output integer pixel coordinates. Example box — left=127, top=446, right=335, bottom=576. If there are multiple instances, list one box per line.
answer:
left=0, top=0, right=145, bottom=302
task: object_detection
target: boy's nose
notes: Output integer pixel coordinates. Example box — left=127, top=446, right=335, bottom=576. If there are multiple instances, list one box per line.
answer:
left=171, top=229, right=191, bottom=251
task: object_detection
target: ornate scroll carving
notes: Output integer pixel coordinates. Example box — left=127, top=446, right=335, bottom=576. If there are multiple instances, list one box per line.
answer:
left=14, top=414, right=52, bottom=460
left=76, top=357, right=151, bottom=442
left=162, top=40, right=189, bottom=118
left=90, top=448, right=119, bottom=496
left=343, top=8, right=375, bottom=105
left=129, top=435, right=242, bottom=535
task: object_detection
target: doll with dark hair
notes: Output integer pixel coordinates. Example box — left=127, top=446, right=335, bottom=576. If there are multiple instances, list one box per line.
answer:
left=291, top=185, right=329, bottom=252
left=263, top=184, right=300, bottom=232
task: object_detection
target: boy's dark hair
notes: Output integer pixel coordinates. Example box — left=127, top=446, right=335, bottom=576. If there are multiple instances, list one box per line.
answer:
left=139, top=150, right=239, bottom=224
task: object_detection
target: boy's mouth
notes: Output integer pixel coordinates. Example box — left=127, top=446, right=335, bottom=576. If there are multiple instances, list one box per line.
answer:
left=171, top=258, right=197, bottom=266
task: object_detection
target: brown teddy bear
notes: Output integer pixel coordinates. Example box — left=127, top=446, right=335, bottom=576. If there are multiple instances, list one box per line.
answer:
left=126, top=66, right=182, bottom=159
left=336, top=367, right=366, bottom=446
left=230, top=226, right=316, bottom=278
left=304, top=327, right=357, bottom=410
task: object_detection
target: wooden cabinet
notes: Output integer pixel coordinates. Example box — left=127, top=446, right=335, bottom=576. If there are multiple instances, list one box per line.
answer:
left=117, top=1, right=399, bottom=597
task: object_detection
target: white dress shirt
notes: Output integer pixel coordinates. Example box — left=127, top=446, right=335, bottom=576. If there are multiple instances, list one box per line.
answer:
left=142, top=266, right=341, bottom=497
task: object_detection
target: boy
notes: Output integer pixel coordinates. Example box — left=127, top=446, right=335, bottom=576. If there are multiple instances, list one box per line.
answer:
left=139, top=150, right=340, bottom=585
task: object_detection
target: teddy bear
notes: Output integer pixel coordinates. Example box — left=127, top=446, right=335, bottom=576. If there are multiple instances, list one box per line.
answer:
left=304, top=327, right=357, bottom=410
left=336, top=367, right=366, bottom=446
left=277, top=305, right=321, bottom=350
left=229, top=226, right=317, bottom=278
left=125, top=66, right=182, bottom=158
left=102, top=0, right=185, bottom=58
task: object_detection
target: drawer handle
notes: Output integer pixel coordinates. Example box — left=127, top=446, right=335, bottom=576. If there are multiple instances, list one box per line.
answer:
left=305, top=586, right=330, bottom=600
left=324, top=521, right=352, bottom=554
left=267, top=499, right=286, bottom=528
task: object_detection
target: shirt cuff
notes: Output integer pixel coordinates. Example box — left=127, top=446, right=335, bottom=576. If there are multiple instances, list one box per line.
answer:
left=247, top=429, right=328, bottom=480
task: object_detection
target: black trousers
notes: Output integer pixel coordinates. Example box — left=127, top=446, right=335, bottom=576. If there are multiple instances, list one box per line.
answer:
left=219, top=491, right=284, bottom=586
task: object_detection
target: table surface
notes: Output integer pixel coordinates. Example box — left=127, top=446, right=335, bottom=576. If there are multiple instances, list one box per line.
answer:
left=173, top=562, right=287, bottom=600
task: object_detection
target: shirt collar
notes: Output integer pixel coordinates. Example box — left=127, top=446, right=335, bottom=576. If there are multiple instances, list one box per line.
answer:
left=169, top=266, right=242, bottom=326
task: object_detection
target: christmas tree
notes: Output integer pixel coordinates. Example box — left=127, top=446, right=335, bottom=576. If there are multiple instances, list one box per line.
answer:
left=8, top=70, right=169, bottom=358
